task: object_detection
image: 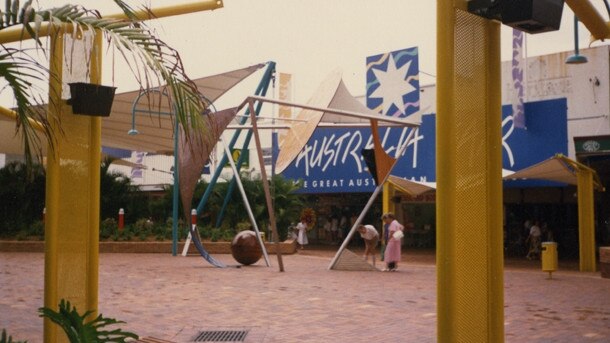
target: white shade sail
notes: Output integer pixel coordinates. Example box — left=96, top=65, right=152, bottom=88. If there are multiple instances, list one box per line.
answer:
left=101, top=63, right=264, bottom=154
left=274, top=69, right=420, bottom=174
left=0, top=63, right=265, bottom=156
left=503, top=154, right=603, bottom=190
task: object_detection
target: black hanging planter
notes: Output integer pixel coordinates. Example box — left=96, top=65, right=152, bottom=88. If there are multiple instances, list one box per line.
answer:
left=68, top=82, right=117, bottom=117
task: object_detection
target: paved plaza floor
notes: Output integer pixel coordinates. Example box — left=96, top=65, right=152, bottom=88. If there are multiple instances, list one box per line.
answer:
left=1, top=248, right=609, bottom=342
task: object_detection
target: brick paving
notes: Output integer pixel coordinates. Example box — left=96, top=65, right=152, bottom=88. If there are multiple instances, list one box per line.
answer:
left=1, top=248, right=609, bottom=342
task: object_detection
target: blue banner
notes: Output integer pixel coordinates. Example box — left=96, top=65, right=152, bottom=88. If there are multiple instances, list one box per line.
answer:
left=278, top=98, right=567, bottom=193
left=277, top=44, right=567, bottom=193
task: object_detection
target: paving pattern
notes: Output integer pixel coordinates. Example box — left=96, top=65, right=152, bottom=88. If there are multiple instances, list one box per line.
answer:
left=1, top=248, right=609, bottom=342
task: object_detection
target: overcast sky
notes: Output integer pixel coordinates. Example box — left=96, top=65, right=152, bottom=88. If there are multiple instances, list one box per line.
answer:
left=14, top=0, right=610, bottom=106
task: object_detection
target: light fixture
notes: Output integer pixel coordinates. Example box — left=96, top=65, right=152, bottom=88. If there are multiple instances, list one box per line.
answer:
left=128, top=109, right=139, bottom=135
left=467, top=0, right=565, bottom=34
left=566, top=15, right=588, bottom=64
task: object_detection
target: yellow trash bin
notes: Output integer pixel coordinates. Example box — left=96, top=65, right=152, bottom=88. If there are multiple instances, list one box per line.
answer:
left=541, top=241, right=558, bottom=278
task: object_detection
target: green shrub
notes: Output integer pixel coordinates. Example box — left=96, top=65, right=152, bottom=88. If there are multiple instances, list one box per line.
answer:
left=14, top=230, right=28, bottom=241
left=198, top=225, right=212, bottom=240
left=235, top=221, right=252, bottom=232
left=112, top=225, right=135, bottom=242
left=29, top=221, right=45, bottom=239
left=100, top=218, right=117, bottom=240
left=10, top=221, right=44, bottom=241
left=0, top=162, right=45, bottom=237
left=210, top=228, right=221, bottom=242
left=222, top=230, right=235, bottom=242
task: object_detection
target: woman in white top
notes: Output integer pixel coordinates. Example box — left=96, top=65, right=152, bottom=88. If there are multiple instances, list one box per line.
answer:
left=357, top=224, right=379, bottom=266
left=296, top=220, right=309, bottom=249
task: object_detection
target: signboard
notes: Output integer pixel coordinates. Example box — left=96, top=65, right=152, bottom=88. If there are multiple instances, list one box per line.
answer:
left=226, top=149, right=249, bottom=169
left=276, top=44, right=568, bottom=193
left=279, top=97, right=567, bottom=193
left=366, top=46, right=420, bottom=117
left=502, top=98, right=568, bottom=172
left=574, top=135, right=610, bottom=156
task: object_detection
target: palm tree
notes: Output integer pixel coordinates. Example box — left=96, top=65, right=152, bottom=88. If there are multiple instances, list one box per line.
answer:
left=0, top=0, right=211, bottom=166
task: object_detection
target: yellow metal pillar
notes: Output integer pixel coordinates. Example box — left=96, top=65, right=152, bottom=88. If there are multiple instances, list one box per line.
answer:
left=577, top=169, right=596, bottom=272
left=44, top=31, right=102, bottom=342
left=382, top=183, right=390, bottom=245
left=437, top=1, right=504, bottom=342
left=382, top=182, right=396, bottom=216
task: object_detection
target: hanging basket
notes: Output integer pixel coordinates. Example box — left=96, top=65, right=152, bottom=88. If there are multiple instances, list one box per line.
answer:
left=68, top=82, right=117, bottom=117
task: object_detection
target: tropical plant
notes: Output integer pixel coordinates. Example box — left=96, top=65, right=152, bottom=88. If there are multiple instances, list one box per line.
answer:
left=100, top=156, right=148, bottom=223
left=0, top=329, right=26, bottom=343
left=154, top=174, right=304, bottom=241
left=0, top=158, right=151, bottom=237
left=0, top=0, right=210, bottom=167
left=0, top=161, right=45, bottom=236
left=38, top=299, right=138, bottom=343
left=209, top=174, right=304, bottom=240
left=268, top=175, right=304, bottom=240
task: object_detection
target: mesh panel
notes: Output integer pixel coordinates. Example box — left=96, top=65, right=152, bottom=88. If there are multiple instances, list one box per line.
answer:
left=453, top=9, right=491, bottom=341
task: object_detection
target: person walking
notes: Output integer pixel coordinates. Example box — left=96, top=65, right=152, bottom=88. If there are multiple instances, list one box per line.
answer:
left=382, top=213, right=404, bottom=271
left=357, top=224, right=379, bottom=266
left=296, top=219, right=309, bottom=250
left=526, top=220, right=542, bottom=260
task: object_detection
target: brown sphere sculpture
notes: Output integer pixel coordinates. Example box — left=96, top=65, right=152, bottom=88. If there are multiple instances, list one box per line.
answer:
left=231, top=230, right=263, bottom=265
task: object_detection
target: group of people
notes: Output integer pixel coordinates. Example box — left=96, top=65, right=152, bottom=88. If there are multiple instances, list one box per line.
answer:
left=294, top=211, right=405, bottom=271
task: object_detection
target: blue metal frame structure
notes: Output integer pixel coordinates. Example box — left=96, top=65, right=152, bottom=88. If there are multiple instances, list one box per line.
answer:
left=195, top=62, right=276, bottom=223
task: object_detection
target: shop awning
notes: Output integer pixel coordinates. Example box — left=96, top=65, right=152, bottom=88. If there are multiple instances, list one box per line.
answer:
left=387, top=170, right=515, bottom=196
left=503, top=154, right=604, bottom=191
left=387, top=175, right=436, bottom=196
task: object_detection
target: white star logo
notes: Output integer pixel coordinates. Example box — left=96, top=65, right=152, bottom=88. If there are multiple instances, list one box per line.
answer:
left=370, top=55, right=416, bottom=117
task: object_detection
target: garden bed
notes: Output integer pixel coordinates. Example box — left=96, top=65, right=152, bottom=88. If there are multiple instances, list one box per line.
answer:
left=0, top=239, right=297, bottom=254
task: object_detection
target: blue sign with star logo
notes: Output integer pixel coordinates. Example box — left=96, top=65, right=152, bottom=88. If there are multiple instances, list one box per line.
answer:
left=366, top=47, right=420, bottom=118
left=276, top=46, right=567, bottom=194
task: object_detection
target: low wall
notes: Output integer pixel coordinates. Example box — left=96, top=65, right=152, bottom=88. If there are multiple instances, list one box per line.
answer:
left=0, top=239, right=297, bottom=255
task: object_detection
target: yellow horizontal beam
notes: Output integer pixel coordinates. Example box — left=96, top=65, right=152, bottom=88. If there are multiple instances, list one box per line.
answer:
left=0, top=105, right=45, bottom=131
left=565, top=0, right=610, bottom=42
left=0, top=0, right=223, bottom=44
left=105, top=0, right=223, bottom=20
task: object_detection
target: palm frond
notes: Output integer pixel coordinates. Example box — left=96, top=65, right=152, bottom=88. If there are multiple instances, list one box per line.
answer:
left=0, top=0, right=209, bottom=164
left=0, top=46, right=50, bottom=169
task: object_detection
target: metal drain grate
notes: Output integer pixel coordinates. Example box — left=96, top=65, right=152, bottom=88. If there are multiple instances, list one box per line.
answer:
left=192, top=330, right=249, bottom=342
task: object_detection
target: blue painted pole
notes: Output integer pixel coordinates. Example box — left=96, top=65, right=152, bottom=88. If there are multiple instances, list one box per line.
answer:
left=215, top=96, right=269, bottom=227
left=195, top=62, right=276, bottom=218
